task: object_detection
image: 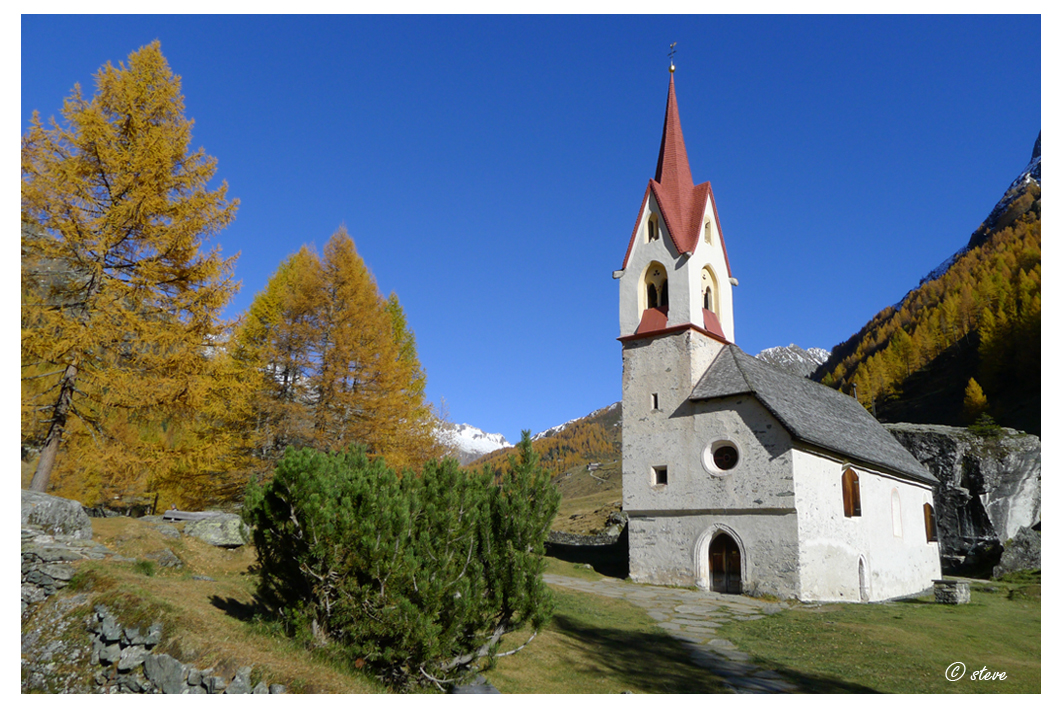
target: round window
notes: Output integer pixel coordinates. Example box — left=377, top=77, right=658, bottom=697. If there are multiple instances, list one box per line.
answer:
left=713, top=445, right=739, bottom=470
left=702, top=440, right=740, bottom=475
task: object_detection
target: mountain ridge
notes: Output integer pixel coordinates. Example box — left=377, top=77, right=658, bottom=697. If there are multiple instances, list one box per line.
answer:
left=813, top=133, right=1040, bottom=434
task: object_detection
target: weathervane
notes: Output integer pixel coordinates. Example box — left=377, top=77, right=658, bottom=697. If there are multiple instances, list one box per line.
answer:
left=669, top=42, right=677, bottom=72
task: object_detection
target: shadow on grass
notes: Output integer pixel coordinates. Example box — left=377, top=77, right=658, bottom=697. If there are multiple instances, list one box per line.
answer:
left=550, top=613, right=727, bottom=693
left=210, top=595, right=261, bottom=622
left=551, top=613, right=879, bottom=693
left=545, top=538, right=628, bottom=579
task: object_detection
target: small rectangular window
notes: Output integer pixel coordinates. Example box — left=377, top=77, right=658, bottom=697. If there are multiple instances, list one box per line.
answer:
left=651, top=393, right=660, bottom=410
left=652, top=465, right=668, bottom=486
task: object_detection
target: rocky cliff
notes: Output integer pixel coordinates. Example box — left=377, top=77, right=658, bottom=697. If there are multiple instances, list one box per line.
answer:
left=886, top=423, right=1040, bottom=571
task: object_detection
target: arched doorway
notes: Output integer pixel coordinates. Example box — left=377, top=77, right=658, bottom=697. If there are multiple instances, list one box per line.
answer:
left=709, top=533, right=742, bottom=594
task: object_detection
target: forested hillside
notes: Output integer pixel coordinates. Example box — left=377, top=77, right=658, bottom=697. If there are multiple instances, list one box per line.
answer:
left=815, top=171, right=1040, bottom=434
left=470, top=403, right=621, bottom=477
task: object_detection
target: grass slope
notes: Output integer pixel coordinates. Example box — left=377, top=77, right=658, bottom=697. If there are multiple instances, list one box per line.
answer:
left=25, top=515, right=1040, bottom=694
left=717, top=581, right=1040, bottom=693
left=484, top=559, right=728, bottom=693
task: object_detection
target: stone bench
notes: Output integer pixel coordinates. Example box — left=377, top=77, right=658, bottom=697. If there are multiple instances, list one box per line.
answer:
left=933, top=579, right=970, bottom=604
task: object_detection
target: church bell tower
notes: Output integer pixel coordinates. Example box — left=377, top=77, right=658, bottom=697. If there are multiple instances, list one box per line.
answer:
left=615, top=67, right=736, bottom=377
left=617, top=66, right=737, bottom=518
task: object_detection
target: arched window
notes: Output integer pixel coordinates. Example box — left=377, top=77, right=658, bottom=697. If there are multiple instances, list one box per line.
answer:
left=924, top=502, right=938, bottom=543
left=642, top=262, right=668, bottom=313
left=703, top=219, right=713, bottom=244
left=647, top=214, right=660, bottom=242
left=891, top=490, right=903, bottom=537
left=842, top=468, right=861, bottom=518
left=701, top=267, right=718, bottom=314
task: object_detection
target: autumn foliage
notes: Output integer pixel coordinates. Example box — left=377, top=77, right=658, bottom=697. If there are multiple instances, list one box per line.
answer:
left=231, top=227, right=442, bottom=476
left=22, top=43, right=441, bottom=507
left=818, top=182, right=1040, bottom=429
left=472, top=404, right=620, bottom=478
left=21, top=41, right=244, bottom=506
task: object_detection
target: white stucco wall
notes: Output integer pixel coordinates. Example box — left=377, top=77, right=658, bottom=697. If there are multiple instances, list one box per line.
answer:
left=623, top=342, right=802, bottom=594
left=622, top=331, right=723, bottom=511
left=618, top=193, right=734, bottom=341
left=791, top=449, right=942, bottom=602
left=628, top=513, right=800, bottom=597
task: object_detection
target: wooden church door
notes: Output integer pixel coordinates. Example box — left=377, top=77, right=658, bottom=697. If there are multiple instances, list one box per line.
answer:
left=709, top=533, right=741, bottom=594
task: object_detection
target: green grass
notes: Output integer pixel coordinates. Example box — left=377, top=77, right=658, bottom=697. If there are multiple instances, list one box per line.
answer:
left=484, top=584, right=728, bottom=693
left=28, top=514, right=1041, bottom=694
left=716, top=582, right=1040, bottom=693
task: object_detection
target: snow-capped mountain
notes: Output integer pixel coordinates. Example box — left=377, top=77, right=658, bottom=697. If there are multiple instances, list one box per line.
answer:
left=437, top=423, right=511, bottom=465
left=755, top=344, right=830, bottom=379
left=532, top=402, right=621, bottom=441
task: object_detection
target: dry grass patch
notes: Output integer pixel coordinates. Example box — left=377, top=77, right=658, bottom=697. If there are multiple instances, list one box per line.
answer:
left=553, top=488, right=623, bottom=535
left=62, top=517, right=384, bottom=693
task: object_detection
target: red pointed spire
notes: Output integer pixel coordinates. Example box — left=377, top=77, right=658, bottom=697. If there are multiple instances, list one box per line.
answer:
left=621, top=71, right=733, bottom=280
left=647, top=73, right=707, bottom=256
left=654, top=74, right=694, bottom=194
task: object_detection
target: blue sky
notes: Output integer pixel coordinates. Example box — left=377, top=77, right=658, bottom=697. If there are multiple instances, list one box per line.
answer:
left=21, top=14, right=1041, bottom=443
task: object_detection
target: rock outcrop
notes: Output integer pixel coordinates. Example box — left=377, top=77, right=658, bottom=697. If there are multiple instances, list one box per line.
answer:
left=22, top=489, right=93, bottom=540
left=885, top=423, right=1040, bottom=571
left=22, top=516, right=119, bottom=614
left=22, top=601, right=287, bottom=694
left=183, top=514, right=249, bottom=548
left=993, top=525, right=1041, bottom=578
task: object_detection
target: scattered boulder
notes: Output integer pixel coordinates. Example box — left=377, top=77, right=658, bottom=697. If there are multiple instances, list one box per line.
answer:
left=145, top=548, right=184, bottom=569
left=183, top=514, right=249, bottom=548
left=21, top=490, right=93, bottom=540
left=450, top=674, right=501, bottom=694
left=957, top=539, right=1004, bottom=578
left=224, top=666, right=253, bottom=694
left=993, top=525, right=1040, bottom=578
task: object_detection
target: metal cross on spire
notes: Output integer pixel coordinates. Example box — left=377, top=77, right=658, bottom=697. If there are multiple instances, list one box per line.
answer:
left=669, top=42, right=677, bottom=72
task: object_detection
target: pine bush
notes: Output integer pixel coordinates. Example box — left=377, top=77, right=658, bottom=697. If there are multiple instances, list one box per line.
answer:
left=242, top=433, right=559, bottom=690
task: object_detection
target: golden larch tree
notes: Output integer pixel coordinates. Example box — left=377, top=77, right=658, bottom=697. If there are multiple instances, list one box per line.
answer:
left=235, top=227, right=442, bottom=474
left=21, top=41, right=239, bottom=498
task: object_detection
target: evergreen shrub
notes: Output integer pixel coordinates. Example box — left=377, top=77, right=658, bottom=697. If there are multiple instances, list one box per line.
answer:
left=242, top=433, right=559, bottom=690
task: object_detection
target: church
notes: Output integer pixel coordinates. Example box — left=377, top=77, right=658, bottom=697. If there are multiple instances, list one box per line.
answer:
left=615, top=68, right=942, bottom=602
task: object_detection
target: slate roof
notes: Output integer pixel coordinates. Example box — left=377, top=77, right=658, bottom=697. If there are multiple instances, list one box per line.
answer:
left=690, top=345, right=935, bottom=484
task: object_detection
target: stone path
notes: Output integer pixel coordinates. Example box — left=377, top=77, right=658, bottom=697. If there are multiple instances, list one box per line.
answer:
left=543, top=574, right=797, bottom=693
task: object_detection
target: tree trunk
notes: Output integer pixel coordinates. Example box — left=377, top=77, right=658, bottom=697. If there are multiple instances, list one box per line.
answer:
left=29, top=362, right=78, bottom=492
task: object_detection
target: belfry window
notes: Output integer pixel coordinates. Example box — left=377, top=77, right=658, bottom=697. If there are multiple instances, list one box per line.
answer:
left=701, top=267, right=717, bottom=313
left=704, top=219, right=712, bottom=244
left=842, top=468, right=861, bottom=518
left=643, top=263, right=668, bottom=312
left=647, top=214, right=660, bottom=242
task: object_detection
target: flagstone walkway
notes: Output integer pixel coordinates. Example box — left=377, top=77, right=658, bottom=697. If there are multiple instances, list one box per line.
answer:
left=543, top=573, right=798, bottom=693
